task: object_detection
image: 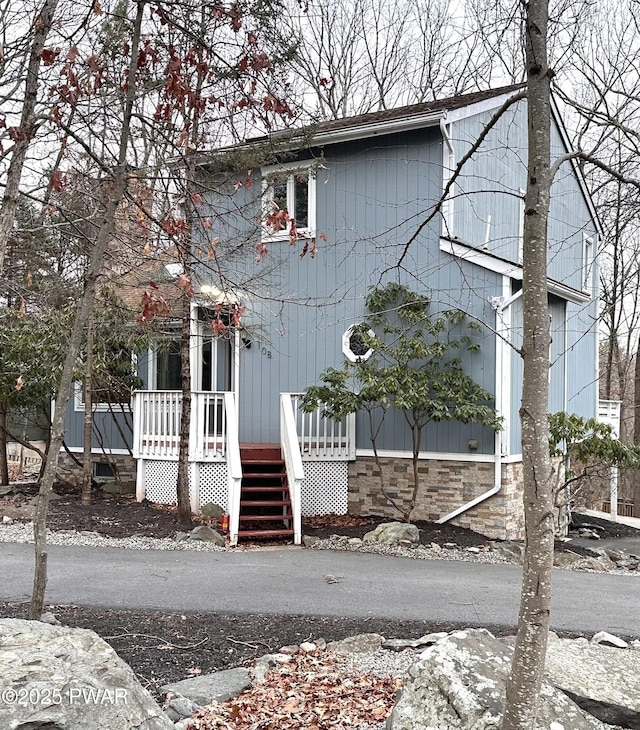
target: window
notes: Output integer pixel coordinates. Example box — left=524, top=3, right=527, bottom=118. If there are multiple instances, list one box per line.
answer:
left=582, top=234, right=594, bottom=294
left=517, top=188, right=526, bottom=265
left=156, top=340, right=181, bottom=390
left=262, top=161, right=316, bottom=240
left=74, top=348, right=137, bottom=411
left=342, top=324, right=375, bottom=363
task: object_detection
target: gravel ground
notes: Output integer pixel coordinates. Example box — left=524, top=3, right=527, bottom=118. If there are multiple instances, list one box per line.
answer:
left=0, top=521, right=509, bottom=562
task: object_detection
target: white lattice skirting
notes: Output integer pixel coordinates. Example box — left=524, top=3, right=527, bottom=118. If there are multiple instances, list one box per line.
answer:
left=301, top=461, right=349, bottom=516
left=141, top=460, right=229, bottom=511
left=141, top=459, right=346, bottom=515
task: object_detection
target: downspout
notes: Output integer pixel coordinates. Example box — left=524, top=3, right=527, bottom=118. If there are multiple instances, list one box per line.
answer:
left=437, top=286, right=522, bottom=524
left=440, top=118, right=455, bottom=238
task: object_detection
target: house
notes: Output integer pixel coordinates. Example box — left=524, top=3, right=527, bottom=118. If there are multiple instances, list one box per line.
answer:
left=62, top=85, right=601, bottom=543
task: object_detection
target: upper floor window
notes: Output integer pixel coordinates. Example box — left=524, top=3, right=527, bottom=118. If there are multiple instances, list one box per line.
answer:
left=583, top=233, right=594, bottom=294
left=262, top=161, right=316, bottom=241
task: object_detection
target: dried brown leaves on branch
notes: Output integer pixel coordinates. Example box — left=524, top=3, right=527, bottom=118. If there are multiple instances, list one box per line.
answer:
left=189, top=651, right=400, bottom=730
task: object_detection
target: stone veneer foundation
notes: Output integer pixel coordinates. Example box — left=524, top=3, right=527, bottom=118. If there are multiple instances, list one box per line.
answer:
left=57, top=452, right=137, bottom=483
left=348, top=456, right=525, bottom=541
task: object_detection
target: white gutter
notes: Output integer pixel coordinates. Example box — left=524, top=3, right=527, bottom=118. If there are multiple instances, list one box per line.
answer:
left=194, top=111, right=448, bottom=166
left=436, top=283, right=521, bottom=525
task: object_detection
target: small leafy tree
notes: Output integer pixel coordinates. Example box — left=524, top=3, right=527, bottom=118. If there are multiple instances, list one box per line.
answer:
left=0, top=307, right=71, bottom=485
left=548, top=411, right=640, bottom=532
left=302, top=283, right=501, bottom=521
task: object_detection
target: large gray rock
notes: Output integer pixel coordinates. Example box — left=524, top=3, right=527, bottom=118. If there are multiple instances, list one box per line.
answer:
left=490, top=541, right=524, bottom=563
left=546, top=634, right=640, bottom=727
left=200, top=502, right=225, bottom=520
left=161, top=667, right=251, bottom=705
left=186, top=525, right=225, bottom=545
left=0, top=618, right=174, bottom=730
left=387, top=629, right=605, bottom=730
left=327, top=633, right=385, bottom=654
left=363, top=522, right=419, bottom=547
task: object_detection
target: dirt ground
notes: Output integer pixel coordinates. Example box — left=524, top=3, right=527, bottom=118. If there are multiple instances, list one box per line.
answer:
left=1, top=481, right=636, bottom=698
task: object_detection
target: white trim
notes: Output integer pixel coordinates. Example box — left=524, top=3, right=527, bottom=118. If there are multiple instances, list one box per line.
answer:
left=355, top=448, right=495, bottom=462
left=62, top=446, right=132, bottom=455
left=440, top=120, right=455, bottom=237
left=256, top=111, right=446, bottom=151
left=495, top=275, right=513, bottom=457
left=443, top=91, right=522, bottom=124
left=261, top=161, right=316, bottom=242
left=582, top=232, right=594, bottom=295
left=502, top=454, right=523, bottom=463
left=342, top=324, right=374, bottom=363
left=517, top=188, right=526, bottom=265
left=73, top=381, right=131, bottom=413
left=550, top=97, right=603, bottom=238
left=440, top=238, right=591, bottom=304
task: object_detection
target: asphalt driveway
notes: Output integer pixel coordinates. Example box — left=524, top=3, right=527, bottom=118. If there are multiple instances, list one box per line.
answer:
left=1, top=542, right=639, bottom=637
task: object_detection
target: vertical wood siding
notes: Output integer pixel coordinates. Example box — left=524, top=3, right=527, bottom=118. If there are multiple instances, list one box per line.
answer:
left=193, top=104, right=598, bottom=454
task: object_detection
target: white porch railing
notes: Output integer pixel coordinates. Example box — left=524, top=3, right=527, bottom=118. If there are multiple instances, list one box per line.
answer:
left=133, top=390, right=229, bottom=461
left=287, top=393, right=356, bottom=460
left=280, top=394, right=305, bottom=544
left=225, top=391, right=243, bottom=545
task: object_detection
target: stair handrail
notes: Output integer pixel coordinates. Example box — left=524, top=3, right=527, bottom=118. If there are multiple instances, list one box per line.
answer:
left=280, top=393, right=304, bottom=544
left=224, top=391, right=242, bottom=545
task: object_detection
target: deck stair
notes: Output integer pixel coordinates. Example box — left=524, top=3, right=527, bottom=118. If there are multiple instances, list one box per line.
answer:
left=237, top=444, right=294, bottom=541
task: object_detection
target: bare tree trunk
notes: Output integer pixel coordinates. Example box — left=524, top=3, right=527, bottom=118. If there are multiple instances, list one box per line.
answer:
left=176, top=289, right=193, bottom=526
left=633, top=350, right=640, bottom=512
left=502, top=0, right=554, bottom=727
left=0, top=402, right=9, bottom=485
left=82, top=316, right=94, bottom=506
left=0, top=0, right=59, bottom=278
left=174, top=48, right=207, bottom=528
left=30, top=1, right=145, bottom=620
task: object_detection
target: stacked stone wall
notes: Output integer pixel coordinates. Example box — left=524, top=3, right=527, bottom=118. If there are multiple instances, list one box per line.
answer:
left=348, top=456, right=525, bottom=540
left=57, top=452, right=136, bottom=483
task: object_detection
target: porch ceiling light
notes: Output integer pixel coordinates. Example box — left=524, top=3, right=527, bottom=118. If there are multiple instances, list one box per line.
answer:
left=200, top=284, right=239, bottom=304
left=342, top=324, right=374, bottom=363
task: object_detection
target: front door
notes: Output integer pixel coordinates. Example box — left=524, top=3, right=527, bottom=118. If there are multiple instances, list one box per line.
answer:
left=200, top=335, right=232, bottom=392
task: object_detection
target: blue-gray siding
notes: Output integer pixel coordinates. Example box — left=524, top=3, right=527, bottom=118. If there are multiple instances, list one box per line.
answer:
left=194, top=99, right=598, bottom=456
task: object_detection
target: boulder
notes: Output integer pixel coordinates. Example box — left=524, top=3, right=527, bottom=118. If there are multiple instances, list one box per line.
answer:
left=553, top=551, right=585, bottom=568
left=546, top=634, right=640, bottom=727
left=0, top=618, right=174, bottom=730
left=327, top=633, right=385, bottom=654
left=382, top=633, right=448, bottom=652
left=363, top=522, right=420, bottom=547
left=186, top=525, right=225, bottom=545
left=164, top=696, right=201, bottom=722
left=490, top=540, right=524, bottom=563
left=387, top=629, right=606, bottom=730
left=590, top=631, right=629, bottom=649
left=200, top=502, right=225, bottom=520
left=161, top=667, right=251, bottom=705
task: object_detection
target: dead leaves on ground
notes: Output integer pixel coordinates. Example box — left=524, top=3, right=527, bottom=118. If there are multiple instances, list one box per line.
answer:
left=189, top=651, right=401, bottom=729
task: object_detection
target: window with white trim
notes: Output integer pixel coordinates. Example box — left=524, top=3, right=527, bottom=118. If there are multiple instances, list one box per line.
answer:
left=342, top=324, right=375, bottom=363
left=517, top=188, right=525, bottom=265
left=74, top=349, right=137, bottom=412
left=262, top=161, right=316, bottom=240
left=582, top=233, right=594, bottom=294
